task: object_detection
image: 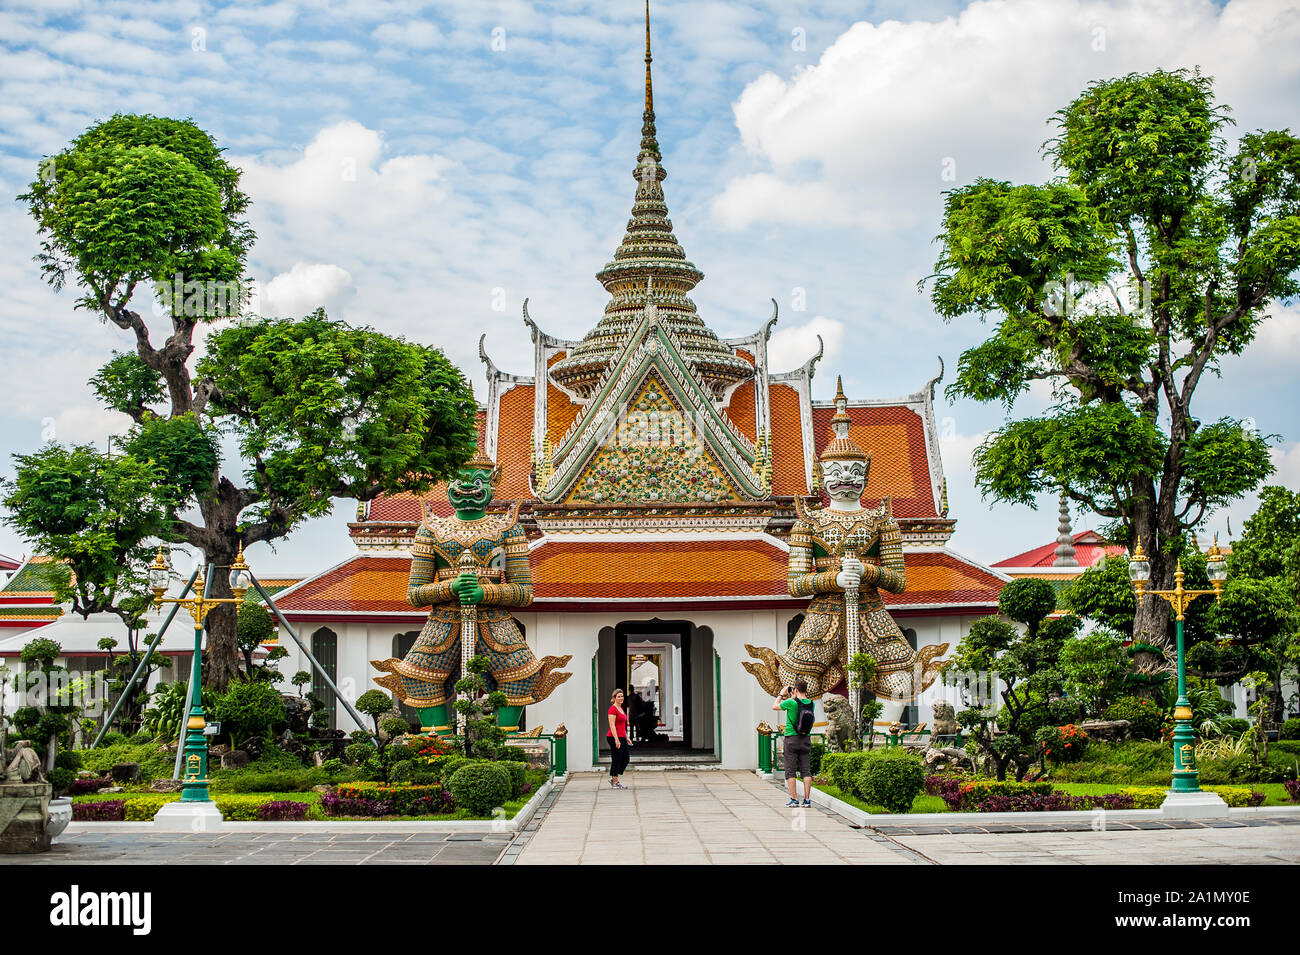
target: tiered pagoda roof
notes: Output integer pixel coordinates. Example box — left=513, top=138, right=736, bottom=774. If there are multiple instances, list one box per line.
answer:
left=548, top=4, right=751, bottom=401
left=276, top=6, right=1005, bottom=620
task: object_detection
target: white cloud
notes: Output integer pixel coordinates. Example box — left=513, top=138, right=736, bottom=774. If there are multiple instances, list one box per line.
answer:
left=718, top=0, right=1300, bottom=232
left=257, top=262, right=354, bottom=318
left=372, top=20, right=442, bottom=49
left=769, top=315, right=843, bottom=374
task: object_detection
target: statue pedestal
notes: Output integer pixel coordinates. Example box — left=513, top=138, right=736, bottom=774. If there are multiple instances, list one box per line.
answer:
left=0, top=781, right=52, bottom=854
left=1160, top=790, right=1229, bottom=819
left=153, top=800, right=224, bottom=832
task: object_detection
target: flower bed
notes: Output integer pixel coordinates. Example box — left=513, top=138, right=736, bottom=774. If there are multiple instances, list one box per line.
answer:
left=322, top=782, right=452, bottom=817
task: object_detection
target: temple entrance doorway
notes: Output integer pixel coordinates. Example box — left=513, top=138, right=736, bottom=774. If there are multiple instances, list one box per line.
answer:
left=596, top=619, right=717, bottom=764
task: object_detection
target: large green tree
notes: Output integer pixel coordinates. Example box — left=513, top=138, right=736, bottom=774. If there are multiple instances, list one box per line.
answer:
left=926, top=70, right=1300, bottom=669
left=19, top=115, right=478, bottom=689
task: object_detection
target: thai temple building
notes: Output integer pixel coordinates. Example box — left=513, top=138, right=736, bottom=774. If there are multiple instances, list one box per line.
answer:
left=274, top=10, right=1009, bottom=769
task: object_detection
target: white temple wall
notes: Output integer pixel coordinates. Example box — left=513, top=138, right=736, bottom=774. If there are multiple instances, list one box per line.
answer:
left=284, top=610, right=988, bottom=767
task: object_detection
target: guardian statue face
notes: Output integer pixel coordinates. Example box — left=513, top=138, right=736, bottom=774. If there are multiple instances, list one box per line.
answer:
left=447, top=467, right=494, bottom=514
left=821, top=458, right=868, bottom=507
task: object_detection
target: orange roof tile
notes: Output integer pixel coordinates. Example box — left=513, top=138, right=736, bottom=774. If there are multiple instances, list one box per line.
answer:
left=496, top=384, right=534, bottom=499
left=276, top=555, right=416, bottom=615
left=885, top=551, right=1005, bottom=610
left=769, top=383, right=807, bottom=496
left=277, top=543, right=1003, bottom=616
left=531, top=538, right=788, bottom=601
left=812, top=405, right=936, bottom=518
left=725, top=381, right=756, bottom=443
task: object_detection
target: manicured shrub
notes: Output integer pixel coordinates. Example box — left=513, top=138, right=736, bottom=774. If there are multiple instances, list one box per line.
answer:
left=72, top=799, right=126, bottom=821
left=1119, top=786, right=1168, bottom=809
left=55, top=749, right=83, bottom=771
left=344, top=742, right=374, bottom=765
left=1280, top=718, right=1300, bottom=741
left=1203, top=785, right=1266, bottom=808
left=389, top=760, right=416, bottom=784
left=439, top=756, right=472, bottom=786
left=810, top=741, right=826, bottom=777
left=99, top=731, right=128, bottom=747
left=937, top=780, right=1056, bottom=811
left=501, top=759, right=527, bottom=799
left=48, top=767, right=76, bottom=795
left=68, top=777, right=111, bottom=796
left=1283, top=779, right=1300, bottom=803
left=124, top=795, right=181, bottom=820
left=213, top=681, right=287, bottom=746
left=321, top=758, right=346, bottom=775
left=820, top=750, right=872, bottom=792
left=255, top=800, right=310, bottom=821
left=500, top=746, right=530, bottom=762
left=852, top=750, right=925, bottom=812
left=448, top=762, right=511, bottom=816
left=1103, top=697, right=1164, bottom=740
left=323, top=782, right=449, bottom=817
left=1036, top=724, right=1090, bottom=763
left=1221, top=718, right=1251, bottom=736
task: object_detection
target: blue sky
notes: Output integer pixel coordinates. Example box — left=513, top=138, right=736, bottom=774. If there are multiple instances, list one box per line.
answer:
left=1, top=0, right=1297, bottom=577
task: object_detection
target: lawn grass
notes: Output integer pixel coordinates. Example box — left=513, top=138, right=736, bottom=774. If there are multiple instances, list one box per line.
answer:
left=812, top=783, right=949, bottom=814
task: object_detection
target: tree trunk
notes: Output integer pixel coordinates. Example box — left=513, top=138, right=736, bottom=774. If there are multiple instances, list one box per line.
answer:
left=1130, top=512, right=1175, bottom=700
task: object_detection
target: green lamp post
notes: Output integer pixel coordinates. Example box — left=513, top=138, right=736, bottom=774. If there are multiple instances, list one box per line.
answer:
left=1127, top=538, right=1228, bottom=799
left=148, top=545, right=252, bottom=805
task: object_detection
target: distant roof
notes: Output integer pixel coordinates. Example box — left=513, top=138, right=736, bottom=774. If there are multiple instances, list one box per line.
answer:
left=993, top=530, right=1123, bottom=570
left=0, top=555, right=67, bottom=597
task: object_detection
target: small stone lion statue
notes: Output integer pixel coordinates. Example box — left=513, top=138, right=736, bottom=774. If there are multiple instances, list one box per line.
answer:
left=927, top=701, right=960, bottom=748
left=821, top=693, right=857, bottom=753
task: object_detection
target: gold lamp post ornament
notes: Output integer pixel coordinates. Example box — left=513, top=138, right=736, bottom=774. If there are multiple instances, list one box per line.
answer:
left=149, top=544, right=252, bottom=804
left=1127, top=537, right=1228, bottom=805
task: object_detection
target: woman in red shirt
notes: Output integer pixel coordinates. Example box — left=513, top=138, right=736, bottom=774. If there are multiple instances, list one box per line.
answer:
left=607, top=688, right=630, bottom=789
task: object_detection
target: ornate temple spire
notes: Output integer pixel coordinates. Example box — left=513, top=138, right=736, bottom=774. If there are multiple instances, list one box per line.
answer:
left=820, top=376, right=868, bottom=463
left=1052, top=488, right=1078, bottom=567
left=548, top=1, right=752, bottom=401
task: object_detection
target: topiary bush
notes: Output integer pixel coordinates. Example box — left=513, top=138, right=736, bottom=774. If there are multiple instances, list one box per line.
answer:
left=440, top=756, right=472, bottom=786
left=1103, top=696, right=1164, bottom=740
left=1280, top=717, right=1300, bottom=741
left=389, top=760, right=416, bottom=784
left=344, top=742, right=374, bottom=765
left=448, top=762, right=511, bottom=815
left=213, top=680, right=287, bottom=746
left=851, top=750, right=925, bottom=812
left=501, top=759, right=527, bottom=799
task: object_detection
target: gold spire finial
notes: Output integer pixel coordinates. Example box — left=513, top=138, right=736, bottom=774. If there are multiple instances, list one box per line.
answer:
left=644, top=0, right=653, bottom=115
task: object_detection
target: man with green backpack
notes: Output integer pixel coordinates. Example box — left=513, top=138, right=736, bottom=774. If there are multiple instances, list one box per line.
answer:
left=773, top=679, right=815, bottom=808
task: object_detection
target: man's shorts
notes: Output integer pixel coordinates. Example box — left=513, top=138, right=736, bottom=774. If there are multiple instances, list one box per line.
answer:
left=783, top=733, right=812, bottom=780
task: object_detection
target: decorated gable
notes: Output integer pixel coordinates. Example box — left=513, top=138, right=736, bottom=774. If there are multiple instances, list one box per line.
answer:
left=563, top=372, right=749, bottom=506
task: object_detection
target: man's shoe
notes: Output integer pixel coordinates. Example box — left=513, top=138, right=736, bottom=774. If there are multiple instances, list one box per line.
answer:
left=802, top=799, right=812, bottom=807
left=786, top=798, right=798, bottom=807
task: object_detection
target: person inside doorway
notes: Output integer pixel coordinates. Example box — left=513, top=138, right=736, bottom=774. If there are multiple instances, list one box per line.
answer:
left=608, top=688, right=631, bottom=789
left=773, top=679, right=814, bottom=807
left=627, top=690, right=644, bottom=743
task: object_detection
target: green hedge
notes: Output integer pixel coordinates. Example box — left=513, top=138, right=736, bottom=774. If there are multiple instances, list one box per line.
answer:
left=853, top=750, right=925, bottom=813
left=448, top=762, right=510, bottom=815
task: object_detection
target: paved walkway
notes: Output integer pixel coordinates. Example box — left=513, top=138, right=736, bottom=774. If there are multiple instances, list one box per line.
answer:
left=514, top=770, right=909, bottom=864
left=8, top=829, right=512, bottom=865
left=513, top=771, right=1300, bottom=865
